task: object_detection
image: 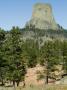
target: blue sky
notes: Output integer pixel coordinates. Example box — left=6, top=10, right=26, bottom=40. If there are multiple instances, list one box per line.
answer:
left=0, top=0, right=67, bottom=30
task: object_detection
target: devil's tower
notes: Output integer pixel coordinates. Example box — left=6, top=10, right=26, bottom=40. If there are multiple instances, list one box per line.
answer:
left=26, top=3, right=58, bottom=30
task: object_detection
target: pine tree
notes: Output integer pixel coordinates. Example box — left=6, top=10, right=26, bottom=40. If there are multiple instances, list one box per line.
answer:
left=6, top=27, right=26, bottom=86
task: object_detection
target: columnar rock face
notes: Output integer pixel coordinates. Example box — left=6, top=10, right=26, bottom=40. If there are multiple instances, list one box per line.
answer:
left=26, top=3, right=58, bottom=30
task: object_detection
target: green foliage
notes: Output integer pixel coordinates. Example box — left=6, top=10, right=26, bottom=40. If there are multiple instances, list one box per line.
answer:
left=0, top=26, right=67, bottom=86
left=1, top=27, right=27, bottom=86
left=22, top=39, right=39, bottom=68
left=62, top=41, right=67, bottom=73
left=39, top=40, right=64, bottom=83
left=0, top=29, right=8, bottom=85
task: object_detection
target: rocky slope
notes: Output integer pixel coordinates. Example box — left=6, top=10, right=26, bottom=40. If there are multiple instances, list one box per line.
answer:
left=21, top=3, right=67, bottom=43
left=26, top=3, right=59, bottom=30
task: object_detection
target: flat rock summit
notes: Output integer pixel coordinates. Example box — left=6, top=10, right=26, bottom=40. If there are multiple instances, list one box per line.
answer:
left=26, top=3, right=59, bottom=30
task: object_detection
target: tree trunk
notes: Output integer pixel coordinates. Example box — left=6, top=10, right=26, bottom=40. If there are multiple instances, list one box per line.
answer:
left=45, top=75, right=48, bottom=84
left=23, top=80, right=25, bottom=88
left=17, top=81, right=19, bottom=87
left=13, top=81, right=16, bottom=90
left=0, top=70, right=4, bottom=86
left=13, top=80, right=15, bottom=87
left=45, top=61, right=49, bottom=84
left=1, top=79, right=4, bottom=86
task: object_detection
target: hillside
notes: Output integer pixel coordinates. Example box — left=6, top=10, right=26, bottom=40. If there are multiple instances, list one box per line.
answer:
left=0, top=2, right=67, bottom=89
left=21, top=28, right=67, bottom=43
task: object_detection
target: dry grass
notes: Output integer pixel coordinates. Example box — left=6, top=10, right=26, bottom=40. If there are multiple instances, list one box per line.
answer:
left=0, top=85, right=67, bottom=90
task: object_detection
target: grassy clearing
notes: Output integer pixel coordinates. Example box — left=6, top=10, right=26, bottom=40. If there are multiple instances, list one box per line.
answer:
left=0, top=85, right=67, bottom=90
